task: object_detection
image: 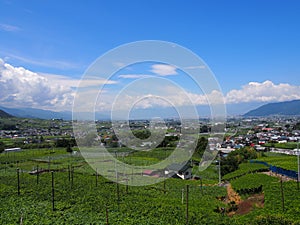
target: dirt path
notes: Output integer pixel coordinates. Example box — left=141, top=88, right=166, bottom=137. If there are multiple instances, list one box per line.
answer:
left=226, top=183, right=242, bottom=204
left=225, top=183, right=264, bottom=216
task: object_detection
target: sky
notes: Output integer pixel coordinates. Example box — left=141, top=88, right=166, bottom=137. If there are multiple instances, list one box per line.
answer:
left=0, top=0, right=300, bottom=116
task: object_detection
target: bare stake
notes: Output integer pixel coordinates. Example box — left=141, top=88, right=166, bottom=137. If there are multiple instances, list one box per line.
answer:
left=52, top=171, right=55, bottom=211
left=17, top=168, right=20, bottom=196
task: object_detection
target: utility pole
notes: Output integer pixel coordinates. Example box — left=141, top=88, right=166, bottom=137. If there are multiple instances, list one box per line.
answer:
left=218, top=151, right=221, bottom=185
left=297, top=142, right=300, bottom=191
left=96, top=168, right=98, bottom=187
left=280, top=176, right=285, bottom=212
left=186, top=185, right=189, bottom=225
left=52, top=171, right=55, bottom=211
left=36, top=165, right=39, bottom=185
left=17, top=168, right=20, bottom=196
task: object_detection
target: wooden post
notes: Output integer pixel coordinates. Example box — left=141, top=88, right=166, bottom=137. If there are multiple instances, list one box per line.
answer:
left=71, top=166, right=74, bottom=188
left=297, top=143, right=299, bottom=191
left=68, top=165, right=71, bottom=182
left=48, top=156, right=50, bottom=171
left=219, top=152, right=221, bottom=185
left=105, top=205, right=109, bottom=225
left=17, top=168, right=20, bottom=196
left=117, top=182, right=120, bottom=204
left=36, top=165, right=39, bottom=185
left=200, top=177, right=203, bottom=195
left=186, top=185, right=189, bottom=224
left=280, top=176, right=284, bottom=212
left=52, top=171, right=55, bottom=211
left=96, top=168, right=98, bottom=187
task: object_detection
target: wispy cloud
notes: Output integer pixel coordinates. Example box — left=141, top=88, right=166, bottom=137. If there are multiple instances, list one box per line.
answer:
left=184, top=65, right=206, bottom=70
left=5, top=53, right=83, bottom=70
left=151, top=64, right=177, bottom=76
left=0, top=23, right=21, bottom=32
left=43, top=73, right=117, bottom=88
left=118, top=74, right=152, bottom=79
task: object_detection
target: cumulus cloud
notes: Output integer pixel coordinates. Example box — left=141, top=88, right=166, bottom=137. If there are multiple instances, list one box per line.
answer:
left=226, top=80, right=300, bottom=104
left=151, top=64, right=177, bottom=76
left=94, top=83, right=224, bottom=112
left=1, top=57, right=299, bottom=114
left=95, top=80, right=300, bottom=112
left=0, top=59, right=74, bottom=110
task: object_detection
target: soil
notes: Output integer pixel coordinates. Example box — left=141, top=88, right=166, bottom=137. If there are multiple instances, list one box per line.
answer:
left=225, top=183, right=264, bottom=216
left=226, top=183, right=242, bottom=204
left=235, top=193, right=264, bottom=215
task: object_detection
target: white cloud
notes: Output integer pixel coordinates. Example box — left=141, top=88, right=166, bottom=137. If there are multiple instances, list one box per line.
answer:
left=0, top=23, right=21, bottom=32
left=4, top=53, right=82, bottom=70
left=43, top=73, right=117, bottom=88
left=94, top=80, right=300, bottom=112
left=184, top=65, right=206, bottom=70
left=151, top=64, right=177, bottom=76
left=0, top=59, right=74, bottom=110
left=93, top=84, right=224, bottom=112
left=226, top=80, right=300, bottom=103
left=1, top=57, right=299, bottom=114
left=118, top=74, right=152, bottom=79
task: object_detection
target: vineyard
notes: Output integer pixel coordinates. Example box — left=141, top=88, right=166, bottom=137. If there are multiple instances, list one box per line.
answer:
left=254, top=153, right=299, bottom=171
left=0, top=148, right=300, bottom=224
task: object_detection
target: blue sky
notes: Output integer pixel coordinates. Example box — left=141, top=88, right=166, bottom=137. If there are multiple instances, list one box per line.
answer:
left=0, top=0, right=300, bottom=115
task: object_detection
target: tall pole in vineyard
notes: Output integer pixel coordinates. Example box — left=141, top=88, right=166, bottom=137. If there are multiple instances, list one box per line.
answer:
left=186, top=185, right=189, bottom=225
left=297, top=142, right=300, bottom=191
left=218, top=151, right=221, bottom=185
left=280, top=176, right=285, bottom=212
left=52, top=171, right=55, bottom=211
left=17, top=168, right=20, bottom=196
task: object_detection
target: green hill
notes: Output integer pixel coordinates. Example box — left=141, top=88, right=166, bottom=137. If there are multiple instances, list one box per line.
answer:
left=0, top=109, right=13, bottom=118
left=244, top=100, right=300, bottom=117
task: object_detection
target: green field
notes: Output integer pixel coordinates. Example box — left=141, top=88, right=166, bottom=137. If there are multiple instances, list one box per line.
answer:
left=222, top=163, right=269, bottom=181
left=1, top=148, right=300, bottom=224
left=253, top=152, right=299, bottom=171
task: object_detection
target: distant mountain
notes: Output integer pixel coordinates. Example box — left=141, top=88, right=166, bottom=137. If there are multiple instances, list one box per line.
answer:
left=0, top=109, right=13, bottom=118
left=0, top=106, right=72, bottom=120
left=244, top=100, right=300, bottom=117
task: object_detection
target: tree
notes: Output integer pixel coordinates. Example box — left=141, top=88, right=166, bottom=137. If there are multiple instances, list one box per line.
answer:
left=221, top=147, right=258, bottom=176
left=293, top=122, right=300, bottom=130
left=221, top=154, right=239, bottom=176
left=193, top=136, right=208, bottom=159
left=0, top=141, right=5, bottom=153
left=55, top=138, right=69, bottom=147
left=66, top=144, right=73, bottom=153
left=132, top=130, right=151, bottom=140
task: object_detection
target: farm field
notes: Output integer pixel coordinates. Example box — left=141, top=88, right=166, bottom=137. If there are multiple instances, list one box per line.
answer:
left=252, top=152, right=299, bottom=171
left=0, top=148, right=300, bottom=224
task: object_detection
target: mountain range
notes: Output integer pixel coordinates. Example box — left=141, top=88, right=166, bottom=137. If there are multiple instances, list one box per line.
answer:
left=1, top=100, right=299, bottom=120
left=244, top=100, right=300, bottom=117
left=0, top=106, right=72, bottom=120
left=0, top=109, right=13, bottom=118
